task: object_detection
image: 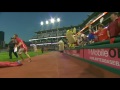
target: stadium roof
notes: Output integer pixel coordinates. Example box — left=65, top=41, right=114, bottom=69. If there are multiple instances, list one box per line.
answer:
left=83, top=12, right=120, bottom=35
left=80, top=12, right=103, bottom=29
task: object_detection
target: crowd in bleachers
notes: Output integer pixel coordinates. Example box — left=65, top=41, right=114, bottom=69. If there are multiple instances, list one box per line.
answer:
left=35, top=30, right=66, bottom=39
left=88, top=12, right=120, bottom=44
left=65, top=12, right=120, bottom=48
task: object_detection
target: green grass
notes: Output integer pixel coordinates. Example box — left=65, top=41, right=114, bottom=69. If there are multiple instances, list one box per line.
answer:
left=0, top=50, right=49, bottom=62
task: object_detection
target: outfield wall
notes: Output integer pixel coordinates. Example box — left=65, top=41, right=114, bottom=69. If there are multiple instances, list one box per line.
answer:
left=64, top=37, right=120, bottom=77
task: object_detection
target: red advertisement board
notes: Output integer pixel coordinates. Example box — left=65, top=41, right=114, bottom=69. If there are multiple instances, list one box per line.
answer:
left=84, top=48, right=120, bottom=69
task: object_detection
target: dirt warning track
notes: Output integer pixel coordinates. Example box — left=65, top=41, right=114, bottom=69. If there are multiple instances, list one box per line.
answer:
left=0, top=51, right=106, bottom=78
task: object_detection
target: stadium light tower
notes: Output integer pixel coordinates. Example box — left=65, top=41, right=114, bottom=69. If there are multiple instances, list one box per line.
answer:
left=50, top=18, right=55, bottom=29
left=41, top=21, right=44, bottom=25
left=46, top=20, right=49, bottom=24
left=50, top=18, right=55, bottom=24
left=57, top=18, right=60, bottom=22
left=56, top=18, right=61, bottom=42
left=40, top=21, right=44, bottom=30
left=45, top=20, right=49, bottom=30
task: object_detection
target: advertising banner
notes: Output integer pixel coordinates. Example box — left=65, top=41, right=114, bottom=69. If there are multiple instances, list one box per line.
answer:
left=84, top=48, right=120, bottom=69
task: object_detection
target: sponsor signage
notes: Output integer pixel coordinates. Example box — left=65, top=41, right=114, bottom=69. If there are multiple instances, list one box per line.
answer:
left=84, top=48, right=120, bottom=69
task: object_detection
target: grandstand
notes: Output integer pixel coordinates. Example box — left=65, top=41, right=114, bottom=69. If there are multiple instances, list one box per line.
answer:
left=29, top=25, right=80, bottom=50
left=29, top=12, right=120, bottom=50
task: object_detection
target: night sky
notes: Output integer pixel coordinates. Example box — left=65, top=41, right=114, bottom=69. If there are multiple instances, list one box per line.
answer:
left=0, top=12, right=92, bottom=43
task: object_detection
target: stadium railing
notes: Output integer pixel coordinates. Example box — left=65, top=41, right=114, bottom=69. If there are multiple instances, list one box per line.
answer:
left=87, top=37, right=120, bottom=46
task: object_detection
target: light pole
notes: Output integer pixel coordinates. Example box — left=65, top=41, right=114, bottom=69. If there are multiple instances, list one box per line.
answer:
left=56, top=18, right=60, bottom=42
left=40, top=18, right=61, bottom=48
left=50, top=18, right=55, bottom=29
left=40, top=21, right=44, bottom=47
left=45, top=20, right=49, bottom=30
left=50, top=18, right=55, bottom=47
left=40, top=21, right=44, bottom=30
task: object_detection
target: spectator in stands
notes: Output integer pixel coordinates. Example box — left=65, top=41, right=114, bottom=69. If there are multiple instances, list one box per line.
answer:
left=76, top=33, right=82, bottom=46
left=107, top=12, right=120, bottom=43
left=94, top=24, right=109, bottom=42
left=77, top=33, right=88, bottom=47
left=88, top=30, right=95, bottom=44
left=94, top=34, right=99, bottom=42
left=82, top=34, right=89, bottom=46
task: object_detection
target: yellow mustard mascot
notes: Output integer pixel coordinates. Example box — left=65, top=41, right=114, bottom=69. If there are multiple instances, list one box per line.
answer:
left=66, top=27, right=77, bottom=48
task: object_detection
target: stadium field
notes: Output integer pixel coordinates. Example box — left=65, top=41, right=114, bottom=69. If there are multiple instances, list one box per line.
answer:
left=0, top=49, right=48, bottom=62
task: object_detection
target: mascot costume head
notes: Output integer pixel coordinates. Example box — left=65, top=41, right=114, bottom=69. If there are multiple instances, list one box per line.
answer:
left=66, top=27, right=79, bottom=48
